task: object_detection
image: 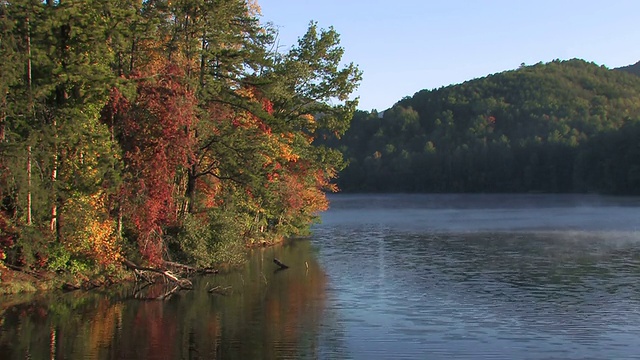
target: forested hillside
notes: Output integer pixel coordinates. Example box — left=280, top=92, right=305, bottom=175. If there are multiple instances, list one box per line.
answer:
left=616, top=61, right=640, bottom=76
left=0, top=1, right=360, bottom=276
left=334, top=59, right=640, bottom=194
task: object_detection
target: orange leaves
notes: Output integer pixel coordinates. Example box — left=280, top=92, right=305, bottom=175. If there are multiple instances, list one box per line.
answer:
left=197, top=176, right=223, bottom=209
left=210, top=87, right=338, bottom=234
left=315, top=167, right=339, bottom=193
left=277, top=136, right=300, bottom=163
left=260, top=132, right=299, bottom=175
left=61, top=192, right=121, bottom=267
left=271, top=161, right=335, bottom=220
left=300, top=113, right=317, bottom=134
left=85, top=217, right=121, bottom=267
left=281, top=171, right=329, bottom=215
left=247, top=0, right=262, bottom=16
left=283, top=146, right=299, bottom=162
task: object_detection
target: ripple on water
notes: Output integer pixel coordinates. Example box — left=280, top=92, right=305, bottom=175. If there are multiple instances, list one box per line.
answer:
left=313, top=197, right=640, bottom=359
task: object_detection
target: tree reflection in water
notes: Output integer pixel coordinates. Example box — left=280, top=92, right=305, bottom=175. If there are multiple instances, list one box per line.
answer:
left=0, top=239, right=337, bottom=359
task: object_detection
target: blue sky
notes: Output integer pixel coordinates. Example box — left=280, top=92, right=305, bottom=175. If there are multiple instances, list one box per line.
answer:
left=258, top=0, right=640, bottom=111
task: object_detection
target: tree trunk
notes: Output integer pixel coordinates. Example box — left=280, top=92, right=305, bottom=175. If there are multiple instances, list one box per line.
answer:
left=185, top=165, right=197, bottom=214
left=27, top=146, right=32, bottom=225
left=200, top=31, right=206, bottom=86
left=26, top=15, right=33, bottom=226
left=50, top=3, right=70, bottom=238
left=129, top=37, right=136, bottom=74
left=0, top=101, right=4, bottom=142
left=26, top=16, right=32, bottom=104
left=117, top=205, right=123, bottom=238
left=50, top=119, right=57, bottom=234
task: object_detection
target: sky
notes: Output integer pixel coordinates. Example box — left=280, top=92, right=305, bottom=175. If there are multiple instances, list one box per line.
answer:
left=257, top=0, right=640, bottom=111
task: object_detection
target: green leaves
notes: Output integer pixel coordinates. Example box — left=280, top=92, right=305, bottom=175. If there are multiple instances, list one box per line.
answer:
left=268, top=22, right=361, bottom=135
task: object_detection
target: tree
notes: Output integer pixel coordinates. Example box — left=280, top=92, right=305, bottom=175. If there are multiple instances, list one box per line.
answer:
left=105, top=64, right=196, bottom=264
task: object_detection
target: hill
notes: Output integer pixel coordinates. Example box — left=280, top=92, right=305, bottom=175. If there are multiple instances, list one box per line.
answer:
left=616, top=60, right=640, bottom=76
left=332, top=59, right=640, bottom=194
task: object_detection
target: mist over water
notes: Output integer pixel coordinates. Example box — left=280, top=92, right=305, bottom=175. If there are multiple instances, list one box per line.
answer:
left=311, top=194, right=640, bottom=359
left=322, top=193, right=640, bottom=233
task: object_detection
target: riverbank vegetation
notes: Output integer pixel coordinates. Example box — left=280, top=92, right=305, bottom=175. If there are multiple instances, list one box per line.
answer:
left=0, top=0, right=361, bottom=290
left=333, top=59, right=640, bottom=194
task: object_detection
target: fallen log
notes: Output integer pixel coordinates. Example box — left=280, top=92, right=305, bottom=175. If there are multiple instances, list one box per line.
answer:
left=122, top=259, right=193, bottom=289
left=153, top=285, right=181, bottom=300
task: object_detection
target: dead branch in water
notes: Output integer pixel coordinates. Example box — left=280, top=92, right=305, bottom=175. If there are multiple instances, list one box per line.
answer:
left=273, top=258, right=289, bottom=270
left=122, top=259, right=222, bottom=300
left=153, top=285, right=181, bottom=300
left=122, top=258, right=193, bottom=290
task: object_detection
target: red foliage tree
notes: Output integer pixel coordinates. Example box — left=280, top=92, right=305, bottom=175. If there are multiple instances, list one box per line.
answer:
left=105, top=64, right=197, bottom=264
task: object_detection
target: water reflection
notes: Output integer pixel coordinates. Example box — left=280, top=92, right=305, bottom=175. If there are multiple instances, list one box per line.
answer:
left=313, top=194, right=640, bottom=359
left=0, top=240, right=334, bottom=360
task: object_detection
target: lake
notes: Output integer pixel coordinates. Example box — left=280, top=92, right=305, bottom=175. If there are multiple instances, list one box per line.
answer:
left=2, top=194, right=640, bottom=359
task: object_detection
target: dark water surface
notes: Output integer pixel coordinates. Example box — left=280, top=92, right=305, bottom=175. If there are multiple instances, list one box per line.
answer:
left=3, top=194, right=640, bottom=359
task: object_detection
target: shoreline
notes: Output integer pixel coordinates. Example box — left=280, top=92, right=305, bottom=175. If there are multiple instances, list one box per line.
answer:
left=0, top=235, right=293, bottom=297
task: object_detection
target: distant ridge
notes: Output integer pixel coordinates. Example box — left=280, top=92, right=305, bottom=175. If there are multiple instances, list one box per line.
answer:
left=333, top=59, right=640, bottom=194
left=615, top=60, right=640, bottom=76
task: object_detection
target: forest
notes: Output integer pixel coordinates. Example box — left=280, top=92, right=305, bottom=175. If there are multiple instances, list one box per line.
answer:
left=0, top=0, right=361, bottom=283
left=333, top=59, right=640, bottom=194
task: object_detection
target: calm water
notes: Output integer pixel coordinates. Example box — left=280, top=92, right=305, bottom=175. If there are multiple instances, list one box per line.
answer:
left=315, top=194, right=640, bottom=359
left=2, top=194, right=640, bottom=359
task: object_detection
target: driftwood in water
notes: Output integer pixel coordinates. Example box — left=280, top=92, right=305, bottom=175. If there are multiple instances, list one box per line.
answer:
left=123, top=258, right=199, bottom=301
left=273, top=258, right=289, bottom=270
left=122, top=258, right=193, bottom=289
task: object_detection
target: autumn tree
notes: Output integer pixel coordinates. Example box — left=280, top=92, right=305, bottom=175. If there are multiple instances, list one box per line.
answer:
left=104, top=64, right=197, bottom=265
